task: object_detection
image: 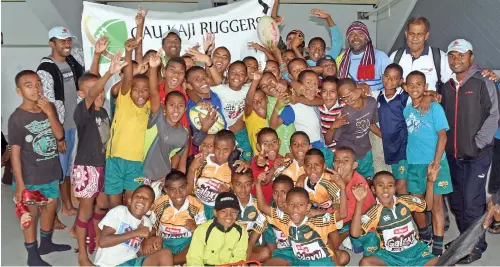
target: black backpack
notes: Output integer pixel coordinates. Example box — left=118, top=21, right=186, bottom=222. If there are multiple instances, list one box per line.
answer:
left=393, top=47, right=443, bottom=89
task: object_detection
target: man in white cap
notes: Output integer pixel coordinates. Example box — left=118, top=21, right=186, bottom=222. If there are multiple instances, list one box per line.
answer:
left=36, top=26, right=85, bottom=227
left=162, top=28, right=182, bottom=65
left=439, top=38, right=500, bottom=264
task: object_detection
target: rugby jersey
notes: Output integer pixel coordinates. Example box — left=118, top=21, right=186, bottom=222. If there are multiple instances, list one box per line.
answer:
left=361, top=195, right=426, bottom=253
left=281, top=160, right=305, bottom=184
left=319, top=101, right=344, bottom=151
left=238, top=196, right=267, bottom=244
left=194, top=155, right=232, bottom=207
left=151, top=194, right=206, bottom=239
left=304, top=173, right=341, bottom=209
left=267, top=208, right=343, bottom=261
left=265, top=206, right=291, bottom=249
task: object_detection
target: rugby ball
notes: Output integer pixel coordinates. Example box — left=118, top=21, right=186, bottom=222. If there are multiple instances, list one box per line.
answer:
left=189, top=103, right=225, bottom=134
left=257, top=16, right=280, bottom=48
left=92, top=19, right=128, bottom=64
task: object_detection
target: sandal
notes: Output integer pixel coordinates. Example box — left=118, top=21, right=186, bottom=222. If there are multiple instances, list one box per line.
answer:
left=488, top=220, right=500, bottom=234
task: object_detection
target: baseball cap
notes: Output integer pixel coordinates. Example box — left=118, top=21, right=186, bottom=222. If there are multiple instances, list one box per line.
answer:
left=214, top=192, right=240, bottom=213
left=317, top=55, right=336, bottom=66
left=48, top=26, right=76, bottom=40
left=447, top=39, right=473, bottom=54
left=162, top=28, right=181, bottom=39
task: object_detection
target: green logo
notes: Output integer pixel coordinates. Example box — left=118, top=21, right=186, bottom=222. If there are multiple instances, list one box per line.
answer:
left=84, top=17, right=128, bottom=63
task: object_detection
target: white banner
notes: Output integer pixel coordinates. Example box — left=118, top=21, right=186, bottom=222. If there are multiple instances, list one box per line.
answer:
left=81, top=0, right=276, bottom=70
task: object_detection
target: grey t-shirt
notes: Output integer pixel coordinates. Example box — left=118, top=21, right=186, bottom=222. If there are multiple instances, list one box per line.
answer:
left=334, top=96, right=379, bottom=160
left=8, top=108, right=62, bottom=185
left=53, top=59, right=77, bottom=130
left=143, top=106, right=188, bottom=181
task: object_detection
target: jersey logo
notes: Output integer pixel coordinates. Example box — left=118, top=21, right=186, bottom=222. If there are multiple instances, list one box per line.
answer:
left=422, top=251, right=430, bottom=257
left=361, top=214, right=370, bottom=224
left=400, top=207, right=407, bottom=216
left=367, top=246, right=378, bottom=253
left=411, top=197, right=422, bottom=204
left=383, top=215, right=391, bottom=221
left=399, top=166, right=405, bottom=174
left=248, top=211, right=257, bottom=219
left=134, top=177, right=151, bottom=185
left=438, top=181, right=449, bottom=189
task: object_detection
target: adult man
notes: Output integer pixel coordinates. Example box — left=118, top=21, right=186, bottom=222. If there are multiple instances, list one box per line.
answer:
left=162, top=29, right=182, bottom=65
left=390, top=17, right=452, bottom=92
left=440, top=39, right=499, bottom=264
left=337, top=21, right=391, bottom=97
left=37, top=27, right=84, bottom=225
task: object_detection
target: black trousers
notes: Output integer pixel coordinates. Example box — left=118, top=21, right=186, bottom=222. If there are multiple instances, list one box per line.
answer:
left=447, top=150, right=492, bottom=254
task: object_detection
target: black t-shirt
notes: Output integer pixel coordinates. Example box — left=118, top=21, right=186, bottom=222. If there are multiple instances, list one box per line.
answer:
left=8, top=108, right=62, bottom=185
left=73, top=101, right=110, bottom=166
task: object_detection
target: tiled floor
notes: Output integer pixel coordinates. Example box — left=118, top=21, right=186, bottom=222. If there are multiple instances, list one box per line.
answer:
left=1, top=184, right=499, bottom=266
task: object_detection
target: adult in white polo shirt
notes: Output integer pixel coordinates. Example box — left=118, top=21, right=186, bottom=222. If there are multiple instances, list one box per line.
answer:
left=390, top=17, right=451, bottom=91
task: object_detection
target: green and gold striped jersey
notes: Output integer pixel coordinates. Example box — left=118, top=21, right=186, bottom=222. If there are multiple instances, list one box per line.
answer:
left=304, top=173, right=341, bottom=210
left=361, top=195, right=426, bottom=252
left=267, top=208, right=343, bottom=260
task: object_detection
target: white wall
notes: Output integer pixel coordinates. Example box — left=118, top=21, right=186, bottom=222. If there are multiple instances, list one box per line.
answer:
left=108, top=1, right=200, bottom=12
left=375, top=0, right=417, bottom=53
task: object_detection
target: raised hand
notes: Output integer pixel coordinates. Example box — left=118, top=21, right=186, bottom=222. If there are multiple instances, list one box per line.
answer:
left=248, top=42, right=265, bottom=52
left=274, top=16, right=285, bottom=26
left=331, top=112, right=348, bottom=129
left=135, top=219, right=150, bottom=238
left=311, top=9, right=331, bottom=19
left=148, top=48, right=163, bottom=69
left=95, top=36, right=109, bottom=55
left=250, top=71, right=263, bottom=82
left=257, top=145, right=268, bottom=167
left=352, top=183, right=368, bottom=202
left=427, top=161, right=440, bottom=183
left=186, top=48, right=211, bottom=64
left=135, top=5, right=149, bottom=26
left=37, top=96, right=55, bottom=116
left=134, top=61, right=149, bottom=75
left=199, top=107, right=218, bottom=132
left=234, top=160, right=251, bottom=173
left=328, top=168, right=346, bottom=189
left=203, top=33, right=215, bottom=55
left=108, top=50, right=128, bottom=75
left=124, top=37, right=143, bottom=52
left=189, top=153, right=206, bottom=173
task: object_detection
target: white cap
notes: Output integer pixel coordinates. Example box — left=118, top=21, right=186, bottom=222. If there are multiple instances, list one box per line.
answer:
left=48, top=26, right=76, bottom=40
left=162, top=28, right=181, bottom=39
left=447, top=39, right=473, bottom=54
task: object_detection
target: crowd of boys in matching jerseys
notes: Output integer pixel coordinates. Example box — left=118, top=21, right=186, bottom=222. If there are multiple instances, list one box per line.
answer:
left=9, top=2, right=492, bottom=267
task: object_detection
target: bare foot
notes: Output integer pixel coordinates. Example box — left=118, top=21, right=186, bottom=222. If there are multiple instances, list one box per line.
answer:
left=78, top=253, right=95, bottom=266
left=61, top=207, right=78, bottom=216
left=69, top=224, right=76, bottom=238
left=54, top=216, right=67, bottom=231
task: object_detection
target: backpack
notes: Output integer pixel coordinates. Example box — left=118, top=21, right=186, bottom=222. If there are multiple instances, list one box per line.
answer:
left=393, top=47, right=443, bottom=89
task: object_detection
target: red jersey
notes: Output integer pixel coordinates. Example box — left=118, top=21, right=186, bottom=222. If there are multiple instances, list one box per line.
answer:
left=344, top=171, right=376, bottom=223
left=250, top=155, right=283, bottom=204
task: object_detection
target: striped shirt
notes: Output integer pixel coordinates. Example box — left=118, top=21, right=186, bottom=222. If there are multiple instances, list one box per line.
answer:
left=319, top=101, right=345, bottom=151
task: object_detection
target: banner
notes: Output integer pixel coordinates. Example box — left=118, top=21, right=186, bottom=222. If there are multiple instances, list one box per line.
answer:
left=81, top=0, right=276, bottom=70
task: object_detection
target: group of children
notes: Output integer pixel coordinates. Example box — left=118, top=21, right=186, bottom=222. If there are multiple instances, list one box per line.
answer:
left=9, top=3, right=458, bottom=267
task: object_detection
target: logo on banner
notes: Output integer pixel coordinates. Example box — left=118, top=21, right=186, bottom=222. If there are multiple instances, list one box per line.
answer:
left=83, top=17, right=128, bottom=63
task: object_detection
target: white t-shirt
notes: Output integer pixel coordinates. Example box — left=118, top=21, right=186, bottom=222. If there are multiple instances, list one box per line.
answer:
left=390, top=47, right=452, bottom=91
left=280, top=103, right=323, bottom=144
left=211, top=84, right=250, bottom=127
left=94, top=206, right=153, bottom=267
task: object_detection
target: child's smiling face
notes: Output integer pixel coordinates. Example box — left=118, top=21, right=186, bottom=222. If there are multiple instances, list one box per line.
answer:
left=259, top=73, right=278, bottom=97
left=128, top=187, right=154, bottom=219
left=228, top=62, right=247, bottom=90
left=265, top=61, right=280, bottom=80
left=231, top=173, right=254, bottom=202
left=288, top=60, right=307, bottom=81
left=214, top=208, right=239, bottom=228
left=372, top=174, right=396, bottom=207
left=321, top=81, right=339, bottom=108
left=258, top=132, right=280, bottom=161
left=252, top=89, right=268, bottom=118
left=290, top=134, right=311, bottom=163
left=304, top=154, right=325, bottom=184
left=165, top=179, right=188, bottom=209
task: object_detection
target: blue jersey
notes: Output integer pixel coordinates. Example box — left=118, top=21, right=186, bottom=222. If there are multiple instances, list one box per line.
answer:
left=377, top=88, right=409, bottom=164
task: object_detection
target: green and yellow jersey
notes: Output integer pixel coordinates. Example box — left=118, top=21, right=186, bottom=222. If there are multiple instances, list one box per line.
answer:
left=266, top=208, right=343, bottom=260
left=151, top=194, right=206, bottom=239
left=194, top=155, right=232, bottom=207
left=304, top=173, right=341, bottom=210
left=361, top=195, right=426, bottom=253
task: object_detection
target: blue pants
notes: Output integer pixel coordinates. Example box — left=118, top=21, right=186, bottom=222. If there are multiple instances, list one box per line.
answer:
left=447, top=151, right=492, bottom=254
